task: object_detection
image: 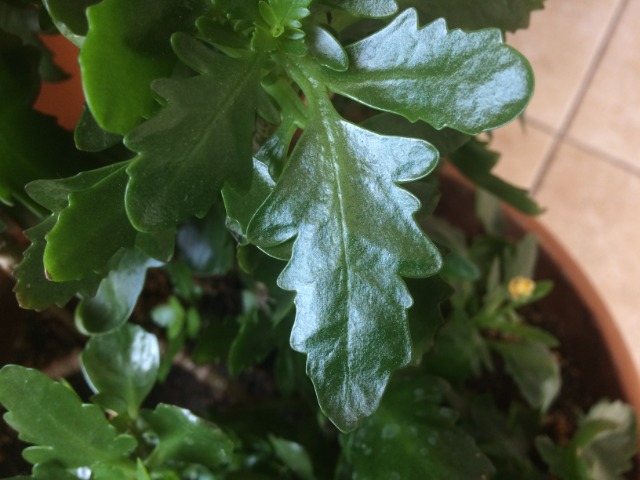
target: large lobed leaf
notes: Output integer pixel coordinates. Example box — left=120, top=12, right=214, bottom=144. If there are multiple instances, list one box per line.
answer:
left=397, top=0, right=545, bottom=32
left=42, top=163, right=138, bottom=281
left=16, top=164, right=171, bottom=310
left=82, top=324, right=160, bottom=417
left=323, top=8, right=533, bottom=134
left=125, top=33, right=260, bottom=232
left=80, top=0, right=211, bottom=134
left=248, top=102, right=441, bottom=431
left=0, top=365, right=137, bottom=468
left=142, top=404, right=234, bottom=469
left=344, top=373, right=495, bottom=479
left=13, top=216, right=101, bottom=310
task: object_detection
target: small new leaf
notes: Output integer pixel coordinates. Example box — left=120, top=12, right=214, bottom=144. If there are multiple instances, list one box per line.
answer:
left=324, top=9, right=533, bottom=134
left=254, top=0, right=311, bottom=55
left=491, top=339, right=560, bottom=411
left=306, top=25, right=349, bottom=72
left=248, top=103, right=441, bottom=431
left=142, top=404, right=234, bottom=469
left=0, top=366, right=137, bottom=467
left=82, top=324, right=160, bottom=417
left=125, top=34, right=260, bottom=232
left=76, top=248, right=162, bottom=334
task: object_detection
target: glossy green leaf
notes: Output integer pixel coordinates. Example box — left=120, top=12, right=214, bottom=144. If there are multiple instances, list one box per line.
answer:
left=223, top=158, right=295, bottom=260
left=0, top=365, right=137, bottom=467
left=43, top=163, right=138, bottom=281
left=91, top=462, right=138, bottom=480
left=490, top=339, right=559, bottom=411
left=268, top=435, right=315, bottom=480
left=176, top=202, right=235, bottom=275
left=323, top=9, right=533, bottom=134
left=361, top=113, right=470, bottom=157
left=125, top=34, right=260, bottom=232
left=248, top=102, right=441, bottom=431
left=223, top=159, right=275, bottom=245
left=13, top=217, right=101, bottom=310
left=423, top=309, right=491, bottom=385
left=211, top=0, right=260, bottom=25
left=252, top=0, right=311, bottom=55
left=467, top=396, right=546, bottom=480
left=76, top=249, right=161, bottom=334
left=262, top=0, right=311, bottom=28
left=81, top=324, right=160, bottom=417
left=228, top=310, right=293, bottom=376
left=80, top=0, right=210, bottom=134
left=406, top=275, right=453, bottom=365
left=74, top=104, right=123, bottom=152
left=142, top=404, right=234, bottom=469
left=397, top=0, right=545, bottom=32
left=196, top=16, right=250, bottom=57
left=344, top=373, right=494, bottom=479
left=43, top=0, right=100, bottom=45
left=25, top=462, right=82, bottom=480
left=135, top=228, right=176, bottom=263
left=306, top=25, right=348, bottom=71
left=450, top=139, right=542, bottom=215
left=537, top=401, right=637, bottom=480
left=26, top=162, right=125, bottom=213
left=322, top=0, right=398, bottom=18
left=237, top=245, right=294, bottom=323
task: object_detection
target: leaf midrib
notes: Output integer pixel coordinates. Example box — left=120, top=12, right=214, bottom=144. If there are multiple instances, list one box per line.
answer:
left=325, top=120, right=355, bottom=397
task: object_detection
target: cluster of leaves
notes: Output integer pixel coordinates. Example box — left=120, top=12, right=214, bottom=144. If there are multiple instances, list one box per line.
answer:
left=5, top=0, right=539, bottom=433
left=1, top=0, right=638, bottom=478
left=2, top=198, right=637, bottom=479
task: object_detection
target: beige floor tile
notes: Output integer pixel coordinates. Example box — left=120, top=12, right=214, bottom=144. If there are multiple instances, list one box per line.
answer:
left=506, top=0, right=622, bottom=129
left=567, top=0, right=640, bottom=171
left=535, top=143, right=640, bottom=369
left=489, top=120, right=554, bottom=190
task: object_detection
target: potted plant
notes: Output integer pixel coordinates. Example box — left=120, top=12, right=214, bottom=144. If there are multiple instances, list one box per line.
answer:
left=0, top=0, right=637, bottom=478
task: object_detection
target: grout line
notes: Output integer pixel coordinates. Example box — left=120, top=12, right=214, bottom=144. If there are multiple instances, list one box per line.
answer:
left=564, top=135, right=640, bottom=177
left=522, top=115, right=556, bottom=136
left=529, top=0, right=631, bottom=195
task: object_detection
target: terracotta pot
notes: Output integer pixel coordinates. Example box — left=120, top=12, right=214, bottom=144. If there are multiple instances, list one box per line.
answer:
left=34, top=35, right=84, bottom=130
left=438, top=168, right=640, bottom=434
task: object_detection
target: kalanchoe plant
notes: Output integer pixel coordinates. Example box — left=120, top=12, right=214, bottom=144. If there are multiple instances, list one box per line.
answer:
left=0, top=0, right=637, bottom=479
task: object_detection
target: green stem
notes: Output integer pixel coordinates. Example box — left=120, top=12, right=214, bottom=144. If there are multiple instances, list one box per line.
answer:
left=261, top=76, right=308, bottom=128
left=278, top=54, right=332, bottom=114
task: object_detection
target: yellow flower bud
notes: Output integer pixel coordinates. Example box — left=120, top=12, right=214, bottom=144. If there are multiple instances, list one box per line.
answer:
left=508, top=276, right=536, bottom=301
